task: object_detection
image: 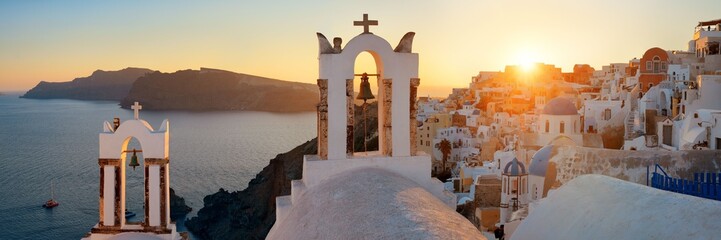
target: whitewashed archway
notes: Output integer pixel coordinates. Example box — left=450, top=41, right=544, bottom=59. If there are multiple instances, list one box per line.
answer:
left=317, top=31, right=419, bottom=160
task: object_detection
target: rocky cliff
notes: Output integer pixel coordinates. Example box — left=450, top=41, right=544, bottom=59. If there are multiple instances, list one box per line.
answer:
left=120, top=68, right=319, bottom=112
left=185, top=103, right=378, bottom=239
left=21, top=68, right=153, bottom=100
left=170, top=188, right=193, bottom=221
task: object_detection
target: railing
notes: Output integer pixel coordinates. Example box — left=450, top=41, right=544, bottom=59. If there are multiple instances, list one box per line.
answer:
left=650, top=164, right=721, bottom=201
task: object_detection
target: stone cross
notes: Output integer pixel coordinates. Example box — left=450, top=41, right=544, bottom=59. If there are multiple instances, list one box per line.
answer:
left=131, top=102, right=142, bottom=120
left=354, top=14, right=378, bottom=34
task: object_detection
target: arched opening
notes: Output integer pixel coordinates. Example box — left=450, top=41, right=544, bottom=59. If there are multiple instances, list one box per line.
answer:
left=120, top=137, right=146, bottom=226
left=352, top=51, right=381, bottom=153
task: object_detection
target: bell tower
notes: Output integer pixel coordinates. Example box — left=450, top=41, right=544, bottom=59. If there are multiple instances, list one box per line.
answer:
left=316, top=14, right=420, bottom=160
left=272, top=15, right=456, bottom=230
left=86, top=102, right=180, bottom=239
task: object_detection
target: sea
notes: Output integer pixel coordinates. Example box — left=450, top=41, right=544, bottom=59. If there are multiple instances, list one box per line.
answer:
left=0, top=93, right=316, bottom=239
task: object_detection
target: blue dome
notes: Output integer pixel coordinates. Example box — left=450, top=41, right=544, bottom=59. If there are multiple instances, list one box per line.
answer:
left=503, top=158, right=527, bottom=176
left=542, top=98, right=577, bottom=115
left=529, top=145, right=554, bottom=177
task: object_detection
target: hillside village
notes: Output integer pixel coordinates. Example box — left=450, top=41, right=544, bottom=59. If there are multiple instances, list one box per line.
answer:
left=415, top=18, right=721, bottom=237
left=78, top=15, right=721, bottom=240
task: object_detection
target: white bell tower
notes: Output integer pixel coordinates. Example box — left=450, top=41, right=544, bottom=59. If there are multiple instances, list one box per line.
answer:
left=271, top=14, right=456, bottom=231
left=85, top=102, right=180, bottom=239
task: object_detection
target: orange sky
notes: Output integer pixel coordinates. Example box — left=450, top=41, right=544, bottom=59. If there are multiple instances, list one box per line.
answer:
left=1, top=1, right=718, bottom=97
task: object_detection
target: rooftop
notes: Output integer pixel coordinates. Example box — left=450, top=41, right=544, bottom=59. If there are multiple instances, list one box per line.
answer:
left=267, top=168, right=485, bottom=240
left=698, top=18, right=721, bottom=27
left=542, top=98, right=578, bottom=115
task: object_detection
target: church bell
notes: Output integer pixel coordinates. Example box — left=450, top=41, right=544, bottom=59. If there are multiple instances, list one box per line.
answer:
left=356, top=73, right=375, bottom=101
left=129, top=148, right=140, bottom=170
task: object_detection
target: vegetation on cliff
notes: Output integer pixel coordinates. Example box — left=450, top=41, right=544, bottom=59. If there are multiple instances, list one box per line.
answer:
left=21, top=68, right=153, bottom=100
left=185, top=103, right=378, bottom=239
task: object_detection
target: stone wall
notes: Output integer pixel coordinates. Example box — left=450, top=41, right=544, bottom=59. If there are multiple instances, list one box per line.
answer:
left=547, top=146, right=721, bottom=188
left=474, top=178, right=501, bottom=208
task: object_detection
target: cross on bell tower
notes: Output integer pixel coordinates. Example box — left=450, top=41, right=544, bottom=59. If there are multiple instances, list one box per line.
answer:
left=131, top=102, right=142, bottom=120
left=353, top=14, right=378, bottom=34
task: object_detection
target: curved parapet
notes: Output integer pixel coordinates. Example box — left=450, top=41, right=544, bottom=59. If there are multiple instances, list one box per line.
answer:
left=316, top=32, right=334, bottom=54
left=393, top=32, right=415, bottom=53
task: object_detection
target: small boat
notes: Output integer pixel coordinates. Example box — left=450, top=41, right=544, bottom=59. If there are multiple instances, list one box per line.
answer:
left=43, top=199, right=59, bottom=208
left=125, top=210, right=136, bottom=218
left=43, top=180, right=59, bottom=209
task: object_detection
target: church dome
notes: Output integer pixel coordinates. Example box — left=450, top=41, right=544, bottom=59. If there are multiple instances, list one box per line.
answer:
left=542, top=98, right=578, bottom=115
left=503, top=158, right=527, bottom=176
left=267, top=168, right=486, bottom=240
left=529, top=145, right=554, bottom=177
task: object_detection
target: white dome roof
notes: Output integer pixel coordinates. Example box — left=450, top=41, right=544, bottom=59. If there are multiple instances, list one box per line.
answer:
left=529, top=145, right=554, bottom=177
left=267, top=168, right=486, bottom=240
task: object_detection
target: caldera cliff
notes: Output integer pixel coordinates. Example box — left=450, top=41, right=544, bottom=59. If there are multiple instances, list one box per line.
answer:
left=21, top=68, right=153, bottom=100
left=120, top=68, right=319, bottom=112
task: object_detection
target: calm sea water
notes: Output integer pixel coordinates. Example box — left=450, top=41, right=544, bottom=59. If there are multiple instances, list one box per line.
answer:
left=0, top=93, right=316, bottom=239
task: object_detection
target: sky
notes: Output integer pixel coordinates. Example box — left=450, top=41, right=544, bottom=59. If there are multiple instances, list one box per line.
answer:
left=0, top=0, right=718, bottom=96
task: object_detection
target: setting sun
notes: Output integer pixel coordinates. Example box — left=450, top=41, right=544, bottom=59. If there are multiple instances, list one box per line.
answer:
left=514, top=50, right=540, bottom=72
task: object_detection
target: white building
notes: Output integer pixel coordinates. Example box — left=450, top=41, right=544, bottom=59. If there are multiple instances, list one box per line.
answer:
left=583, top=99, right=623, bottom=133
left=433, top=126, right=480, bottom=168
left=536, top=97, right=584, bottom=146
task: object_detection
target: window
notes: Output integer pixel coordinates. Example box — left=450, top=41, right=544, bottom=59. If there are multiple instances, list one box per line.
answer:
left=420, top=140, right=423, bottom=145
left=560, top=121, right=565, bottom=134
left=646, top=61, right=652, bottom=71
left=653, top=56, right=661, bottom=73
left=604, top=109, right=612, bottom=120
left=545, top=120, right=550, bottom=133
left=574, top=121, right=577, bottom=133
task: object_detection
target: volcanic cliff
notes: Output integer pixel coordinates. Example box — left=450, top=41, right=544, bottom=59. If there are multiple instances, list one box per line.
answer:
left=120, top=68, right=319, bottom=112
left=21, top=67, right=153, bottom=100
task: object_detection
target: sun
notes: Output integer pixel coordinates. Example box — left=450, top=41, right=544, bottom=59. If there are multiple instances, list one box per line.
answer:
left=514, top=51, right=538, bottom=72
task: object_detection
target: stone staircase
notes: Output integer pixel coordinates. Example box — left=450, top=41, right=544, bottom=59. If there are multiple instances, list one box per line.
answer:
left=625, top=109, right=638, bottom=140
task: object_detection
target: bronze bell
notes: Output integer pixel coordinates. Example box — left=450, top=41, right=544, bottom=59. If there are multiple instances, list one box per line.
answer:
left=129, top=148, right=140, bottom=170
left=356, top=73, right=375, bottom=101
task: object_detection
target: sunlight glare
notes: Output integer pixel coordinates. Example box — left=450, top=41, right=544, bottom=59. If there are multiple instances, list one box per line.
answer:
left=514, top=50, right=539, bottom=72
